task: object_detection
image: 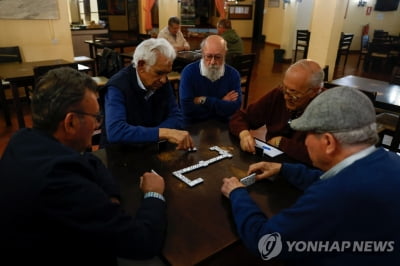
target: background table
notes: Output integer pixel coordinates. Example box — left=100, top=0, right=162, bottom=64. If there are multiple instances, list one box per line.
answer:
left=94, top=120, right=301, bottom=265
left=329, top=75, right=400, bottom=150
left=0, top=59, right=70, bottom=128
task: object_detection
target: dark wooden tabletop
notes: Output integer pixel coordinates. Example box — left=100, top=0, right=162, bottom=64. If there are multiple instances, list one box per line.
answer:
left=329, top=75, right=400, bottom=150
left=94, top=120, right=302, bottom=266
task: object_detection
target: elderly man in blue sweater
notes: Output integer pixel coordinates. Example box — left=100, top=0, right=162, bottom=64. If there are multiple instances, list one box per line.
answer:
left=221, top=87, right=400, bottom=265
left=102, top=38, right=194, bottom=150
left=179, top=35, right=242, bottom=124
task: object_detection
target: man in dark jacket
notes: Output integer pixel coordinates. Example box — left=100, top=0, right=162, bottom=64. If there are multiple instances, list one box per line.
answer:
left=0, top=67, right=167, bottom=265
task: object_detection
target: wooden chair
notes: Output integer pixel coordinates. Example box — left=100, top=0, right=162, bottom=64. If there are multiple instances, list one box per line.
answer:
left=336, top=33, right=354, bottom=66
left=294, top=30, right=311, bottom=62
left=357, top=34, right=370, bottom=68
left=97, top=47, right=123, bottom=78
left=232, top=53, right=256, bottom=108
left=364, top=39, right=393, bottom=72
left=0, top=46, right=26, bottom=126
left=390, top=65, right=400, bottom=85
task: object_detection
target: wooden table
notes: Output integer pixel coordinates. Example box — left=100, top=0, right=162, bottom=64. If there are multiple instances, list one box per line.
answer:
left=0, top=59, right=71, bottom=128
left=94, top=120, right=301, bottom=266
left=329, top=75, right=400, bottom=150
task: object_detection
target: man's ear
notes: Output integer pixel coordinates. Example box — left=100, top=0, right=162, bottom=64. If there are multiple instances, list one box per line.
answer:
left=63, top=112, right=79, bottom=135
left=137, top=60, right=146, bottom=72
left=323, top=133, right=338, bottom=155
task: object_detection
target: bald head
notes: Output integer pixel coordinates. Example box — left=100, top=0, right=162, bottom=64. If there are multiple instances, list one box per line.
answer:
left=201, top=35, right=227, bottom=54
left=286, top=59, right=324, bottom=89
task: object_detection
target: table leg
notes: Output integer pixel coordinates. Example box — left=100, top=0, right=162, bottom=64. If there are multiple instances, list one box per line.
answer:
left=0, top=82, right=11, bottom=126
left=10, top=83, right=25, bottom=128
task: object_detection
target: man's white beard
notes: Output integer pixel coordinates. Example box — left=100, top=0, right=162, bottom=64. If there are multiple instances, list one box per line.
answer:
left=200, top=59, right=224, bottom=82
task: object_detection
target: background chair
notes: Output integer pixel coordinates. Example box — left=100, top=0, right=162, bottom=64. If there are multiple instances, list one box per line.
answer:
left=293, top=30, right=311, bottom=62
left=390, top=65, right=400, bottom=85
left=357, top=34, right=369, bottom=68
left=363, top=38, right=393, bottom=72
left=336, top=33, right=354, bottom=67
left=0, top=46, right=28, bottom=126
left=97, top=47, right=123, bottom=78
left=232, top=53, right=256, bottom=108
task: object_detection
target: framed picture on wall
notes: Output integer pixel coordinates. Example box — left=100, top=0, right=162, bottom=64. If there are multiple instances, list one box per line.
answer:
left=228, top=5, right=253, bottom=20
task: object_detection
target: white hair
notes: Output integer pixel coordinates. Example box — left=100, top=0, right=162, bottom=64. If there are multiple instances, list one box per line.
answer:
left=132, top=38, right=176, bottom=69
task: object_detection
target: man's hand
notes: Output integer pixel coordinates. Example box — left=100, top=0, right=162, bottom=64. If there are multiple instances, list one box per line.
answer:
left=140, top=171, right=165, bottom=194
left=248, top=161, right=282, bottom=181
left=222, top=90, right=239, bottom=102
left=239, top=130, right=256, bottom=154
left=221, top=177, right=245, bottom=198
left=159, top=128, right=194, bottom=150
left=267, top=136, right=282, bottom=148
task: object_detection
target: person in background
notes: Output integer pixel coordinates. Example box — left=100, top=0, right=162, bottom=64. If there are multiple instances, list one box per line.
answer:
left=179, top=35, right=242, bottom=125
left=217, top=19, right=244, bottom=65
left=102, top=38, right=194, bottom=150
left=157, top=16, right=190, bottom=52
left=222, top=87, right=400, bottom=265
left=0, top=67, right=167, bottom=265
left=229, top=59, right=325, bottom=165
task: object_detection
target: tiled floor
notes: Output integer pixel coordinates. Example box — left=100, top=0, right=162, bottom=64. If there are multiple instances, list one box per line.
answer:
left=0, top=39, right=392, bottom=156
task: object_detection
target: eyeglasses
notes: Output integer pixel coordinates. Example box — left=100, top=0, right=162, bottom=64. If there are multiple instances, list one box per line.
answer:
left=71, top=111, right=103, bottom=124
left=203, top=54, right=224, bottom=61
left=281, top=85, right=314, bottom=101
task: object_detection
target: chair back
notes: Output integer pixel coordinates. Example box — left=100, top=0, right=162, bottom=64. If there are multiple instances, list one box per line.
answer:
left=294, top=30, right=311, bottom=61
left=0, top=46, right=22, bottom=63
left=338, top=33, right=354, bottom=53
left=390, top=65, right=400, bottom=85
left=33, top=63, right=78, bottom=89
left=232, top=53, right=256, bottom=108
left=98, top=47, right=123, bottom=78
left=296, top=30, right=311, bottom=44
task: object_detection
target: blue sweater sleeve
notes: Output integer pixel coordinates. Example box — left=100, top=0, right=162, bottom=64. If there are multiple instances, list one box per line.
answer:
left=229, top=179, right=338, bottom=259
left=179, top=63, right=242, bottom=122
left=104, top=86, right=159, bottom=143
left=280, top=163, right=323, bottom=190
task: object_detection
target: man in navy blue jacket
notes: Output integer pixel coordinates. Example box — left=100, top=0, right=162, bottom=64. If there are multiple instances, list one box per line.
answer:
left=221, top=87, right=400, bottom=265
left=102, top=38, right=194, bottom=150
left=0, top=67, right=167, bottom=265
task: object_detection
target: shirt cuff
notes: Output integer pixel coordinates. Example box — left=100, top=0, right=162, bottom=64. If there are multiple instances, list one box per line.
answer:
left=144, top=192, right=166, bottom=202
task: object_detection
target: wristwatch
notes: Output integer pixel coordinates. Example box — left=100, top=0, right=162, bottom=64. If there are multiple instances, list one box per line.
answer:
left=199, top=96, right=207, bottom=104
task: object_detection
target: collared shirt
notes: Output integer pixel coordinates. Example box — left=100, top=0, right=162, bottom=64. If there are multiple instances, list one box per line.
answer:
left=320, top=145, right=377, bottom=180
left=157, top=26, right=190, bottom=50
left=135, top=66, right=154, bottom=100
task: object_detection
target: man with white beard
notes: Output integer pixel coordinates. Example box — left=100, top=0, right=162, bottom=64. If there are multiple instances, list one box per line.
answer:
left=179, top=35, right=242, bottom=125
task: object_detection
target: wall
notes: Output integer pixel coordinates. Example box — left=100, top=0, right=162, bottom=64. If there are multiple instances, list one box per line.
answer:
left=262, top=2, right=284, bottom=45
left=0, top=0, right=74, bottom=62
left=343, top=0, right=400, bottom=50
left=227, top=0, right=254, bottom=38
left=263, top=0, right=400, bottom=50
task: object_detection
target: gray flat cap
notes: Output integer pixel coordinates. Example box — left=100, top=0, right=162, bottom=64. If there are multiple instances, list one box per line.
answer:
left=290, top=86, right=376, bottom=132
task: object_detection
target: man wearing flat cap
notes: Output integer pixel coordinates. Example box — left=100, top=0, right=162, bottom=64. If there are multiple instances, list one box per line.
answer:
left=221, top=87, right=400, bottom=265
